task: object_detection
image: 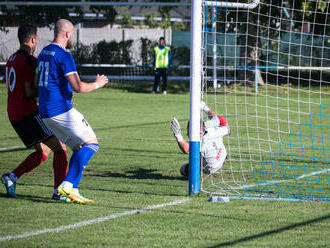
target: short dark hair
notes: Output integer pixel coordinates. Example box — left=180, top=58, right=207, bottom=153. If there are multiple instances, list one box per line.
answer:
left=159, top=37, right=165, bottom=41
left=18, top=25, right=37, bottom=44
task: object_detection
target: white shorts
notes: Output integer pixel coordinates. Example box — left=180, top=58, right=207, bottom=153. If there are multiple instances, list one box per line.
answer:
left=42, top=108, right=96, bottom=149
left=203, top=149, right=227, bottom=174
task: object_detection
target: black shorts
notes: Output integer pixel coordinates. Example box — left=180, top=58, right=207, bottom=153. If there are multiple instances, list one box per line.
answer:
left=10, top=113, right=54, bottom=148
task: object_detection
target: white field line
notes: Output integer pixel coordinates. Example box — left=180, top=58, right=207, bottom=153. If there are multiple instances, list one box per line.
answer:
left=0, top=146, right=25, bottom=152
left=0, top=198, right=191, bottom=242
left=229, top=169, right=330, bottom=190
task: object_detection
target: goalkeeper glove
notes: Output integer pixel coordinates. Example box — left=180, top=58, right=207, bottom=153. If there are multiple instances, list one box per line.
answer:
left=200, top=100, right=210, bottom=113
left=170, top=118, right=183, bottom=142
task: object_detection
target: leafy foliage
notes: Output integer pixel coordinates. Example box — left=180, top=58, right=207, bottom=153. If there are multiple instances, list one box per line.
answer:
left=171, top=47, right=190, bottom=67
left=72, top=40, right=133, bottom=64
left=0, top=0, right=189, bottom=31
left=0, top=0, right=117, bottom=30
left=140, top=38, right=156, bottom=65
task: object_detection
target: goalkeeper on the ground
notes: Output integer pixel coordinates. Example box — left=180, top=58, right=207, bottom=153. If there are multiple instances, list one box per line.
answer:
left=170, top=101, right=230, bottom=178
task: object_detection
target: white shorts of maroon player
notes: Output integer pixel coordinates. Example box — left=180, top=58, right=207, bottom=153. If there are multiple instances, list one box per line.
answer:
left=42, top=108, right=96, bottom=149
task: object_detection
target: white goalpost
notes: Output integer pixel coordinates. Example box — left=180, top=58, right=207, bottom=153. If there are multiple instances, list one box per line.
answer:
left=197, top=0, right=330, bottom=201
left=189, top=0, right=260, bottom=195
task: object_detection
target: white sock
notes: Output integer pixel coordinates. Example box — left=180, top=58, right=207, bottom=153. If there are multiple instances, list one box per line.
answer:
left=60, top=181, right=73, bottom=189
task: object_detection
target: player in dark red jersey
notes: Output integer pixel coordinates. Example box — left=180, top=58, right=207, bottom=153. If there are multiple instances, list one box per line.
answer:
left=1, top=25, right=69, bottom=201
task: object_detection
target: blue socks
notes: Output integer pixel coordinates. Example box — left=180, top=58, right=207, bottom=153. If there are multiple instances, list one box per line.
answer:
left=65, top=143, right=99, bottom=188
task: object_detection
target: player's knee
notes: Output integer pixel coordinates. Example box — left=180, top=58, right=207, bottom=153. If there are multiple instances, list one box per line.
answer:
left=43, top=148, right=51, bottom=157
left=88, top=137, right=98, bottom=145
left=35, top=143, right=51, bottom=157
left=180, top=164, right=189, bottom=178
left=204, top=161, right=225, bottom=174
left=43, top=136, right=66, bottom=153
left=72, top=141, right=99, bottom=152
left=72, top=144, right=82, bottom=152
left=80, top=138, right=99, bottom=149
left=59, top=142, right=66, bottom=152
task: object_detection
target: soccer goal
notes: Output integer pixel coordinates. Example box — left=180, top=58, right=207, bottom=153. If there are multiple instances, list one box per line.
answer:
left=190, top=0, right=330, bottom=201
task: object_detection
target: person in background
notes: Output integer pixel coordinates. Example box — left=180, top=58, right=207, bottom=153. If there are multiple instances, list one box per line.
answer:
left=152, top=37, right=171, bottom=95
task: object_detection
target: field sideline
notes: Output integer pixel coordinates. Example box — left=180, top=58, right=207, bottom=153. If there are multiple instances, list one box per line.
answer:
left=0, top=84, right=329, bottom=247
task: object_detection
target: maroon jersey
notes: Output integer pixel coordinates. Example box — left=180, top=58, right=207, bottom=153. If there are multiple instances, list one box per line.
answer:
left=5, top=50, right=38, bottom=120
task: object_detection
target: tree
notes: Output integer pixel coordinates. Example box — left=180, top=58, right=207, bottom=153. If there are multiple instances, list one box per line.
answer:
left=0, top=0, right=192, bottom=31
left=0, top=0, right=118, bottom=31
left=138, top=0, right=189, bottom=29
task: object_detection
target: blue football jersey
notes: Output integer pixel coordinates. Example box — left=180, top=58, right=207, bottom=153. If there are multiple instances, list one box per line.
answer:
left=37, top=43, right=77, bottom=118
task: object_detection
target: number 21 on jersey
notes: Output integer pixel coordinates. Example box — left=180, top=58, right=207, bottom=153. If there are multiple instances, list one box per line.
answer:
left=38, top=61, right=49, bottom=87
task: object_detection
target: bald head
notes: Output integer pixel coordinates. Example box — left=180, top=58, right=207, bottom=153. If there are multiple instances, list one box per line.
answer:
left=54, top=19, right=74, bottom=49
left=55, top=19, right=74, bottom=36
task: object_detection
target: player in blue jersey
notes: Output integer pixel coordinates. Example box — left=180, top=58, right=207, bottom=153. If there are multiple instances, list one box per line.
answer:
left=37, top=19, right=108, bottom=204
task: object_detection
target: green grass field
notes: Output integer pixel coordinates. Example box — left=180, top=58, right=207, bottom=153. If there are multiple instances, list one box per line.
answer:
left=0, top=84, right=329, bottom=247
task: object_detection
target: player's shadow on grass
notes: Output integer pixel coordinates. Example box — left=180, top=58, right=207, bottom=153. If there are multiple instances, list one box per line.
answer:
left=91, top=186, right=185, bottom=198
left=0, top=192, right=64, bottom=204
left=205, top=213, right=330, bottom=248
left=94, top=168, right=185, bottom=181
left=18, top=194, right=61, bottom=203
left=0, top=192, right=11, bottom=198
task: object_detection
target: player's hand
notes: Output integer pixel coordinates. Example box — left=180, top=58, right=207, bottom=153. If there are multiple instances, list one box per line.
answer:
left=95, top=74, right=109, bottom=87
left=170, top=118, right=181, bottom=136
left=170, top=118, right=183, bottom=142
left=200, top=100, right=210, bottom=113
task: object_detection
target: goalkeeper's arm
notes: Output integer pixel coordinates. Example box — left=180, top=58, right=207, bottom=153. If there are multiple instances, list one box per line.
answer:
left=200, top=101, right=216, bottom=119
left=201, top=101, right=230, bottom=130
left=170, top=118, right=189, bottom=154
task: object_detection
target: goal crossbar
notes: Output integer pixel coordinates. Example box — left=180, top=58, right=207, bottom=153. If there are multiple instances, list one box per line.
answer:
left=0, top=1, right=260, bottom=8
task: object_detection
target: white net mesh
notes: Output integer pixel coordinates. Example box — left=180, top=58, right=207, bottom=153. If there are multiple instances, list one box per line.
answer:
left=201, top=0, right=330, bottom=201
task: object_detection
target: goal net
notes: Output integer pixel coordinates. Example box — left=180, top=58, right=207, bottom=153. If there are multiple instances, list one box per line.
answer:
left=200, top=0, right=330, bottom=201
